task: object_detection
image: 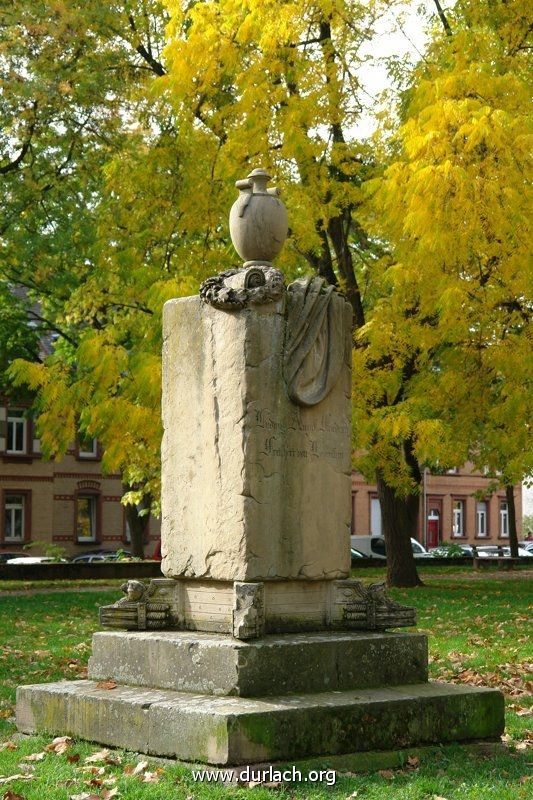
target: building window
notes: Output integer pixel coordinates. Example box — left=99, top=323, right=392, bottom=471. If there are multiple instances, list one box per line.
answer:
left=370, top=497, right=382, bottom=536
left=7, top=410, right=27, bottom=454
left=76, top=495, right=98, bottom=542
left=4, top=494, right=25, bottom=541
left=452, top=499, right=465, bottom=537
left=476, top=501, right=488, bottom=537
left=499, top=501, right=509, bottom=538
left=78, top=437, right=98, bottom=459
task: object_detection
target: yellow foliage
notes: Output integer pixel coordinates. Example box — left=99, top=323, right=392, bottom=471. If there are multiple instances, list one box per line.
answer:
left=358, top=0, right=533, bottom=484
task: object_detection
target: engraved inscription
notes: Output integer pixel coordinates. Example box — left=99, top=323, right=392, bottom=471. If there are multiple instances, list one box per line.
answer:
left=253, top=405, right=348, bottom=463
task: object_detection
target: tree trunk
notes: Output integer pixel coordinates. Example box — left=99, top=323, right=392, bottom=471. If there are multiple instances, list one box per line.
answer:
left=376, top=470, right=423, bottom=588
left=124, top=503, right=149, bottom=559
left=505, top=484, right=519, bottom=558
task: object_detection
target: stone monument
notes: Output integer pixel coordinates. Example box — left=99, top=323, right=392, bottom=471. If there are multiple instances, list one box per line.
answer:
left=17, top=168, right=504, bottom=767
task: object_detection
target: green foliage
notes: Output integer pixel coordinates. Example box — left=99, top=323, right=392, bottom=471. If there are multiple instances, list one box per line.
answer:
left=430, top=541, right=468, bottom=558
left=0, top=284, right=40, bottom=392
left=22, top=540, right=68, bottom=562
left=521, top=514, right=533, bottom=537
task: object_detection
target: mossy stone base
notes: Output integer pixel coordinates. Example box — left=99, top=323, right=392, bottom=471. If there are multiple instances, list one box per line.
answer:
left=88, top=630, right=428, bottom=697
left=16, top=680, right=504, bottom=766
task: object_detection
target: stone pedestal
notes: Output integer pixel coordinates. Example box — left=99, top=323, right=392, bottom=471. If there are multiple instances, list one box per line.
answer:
left=15, top=197, right=505, bottom=765
left=17, top=629, right=504, bottom=765
left=161, top=292, right=352, bottom=585
left=86, top=630, right=429, bottom=696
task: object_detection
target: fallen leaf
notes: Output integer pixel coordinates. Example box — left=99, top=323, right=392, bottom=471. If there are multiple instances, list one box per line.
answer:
left=407, top=755, right=420, bottom=768
left=0, top=743, right=17, bottom=752
left=0, top=777, right=34, bottom=786
left=125, top=761, right=148, bottom=776
left=102, top=789, right=119, bottom=800
left=432, top=796, right=449, bottom=800
left=96, top=681, right=117, bottom=690
left=515, top=741, right=532, bottom=751
left=3, top=791, right=26, bottom=800
left=45, top=736, right=72, bottom=754
left=66, top=755, right=80, bottom=763
left=141, top=771, right=162, bottom=783
left=84, top=749, right=111, bottom=764
left=22, top=753, right=45, bottom=762
left=69, top=794, right=101, bottom=800
left=378, top=770, right=394, bottom=779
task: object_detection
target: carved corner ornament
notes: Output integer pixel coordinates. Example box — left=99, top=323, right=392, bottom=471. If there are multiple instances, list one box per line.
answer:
left=99, top=579, right=171, bottom=631
left=333, top=579, right=417, bottom=630
left=233, top=581, right=265, bottom=639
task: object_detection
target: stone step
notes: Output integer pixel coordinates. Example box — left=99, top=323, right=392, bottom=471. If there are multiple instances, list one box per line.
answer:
left=17, top=680, right=504, bottom=766
left=88, top=629, right=428, bottom=697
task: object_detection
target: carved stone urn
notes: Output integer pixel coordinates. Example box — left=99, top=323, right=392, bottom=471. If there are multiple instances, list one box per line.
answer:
left=229, top=168, right=288, bottom=266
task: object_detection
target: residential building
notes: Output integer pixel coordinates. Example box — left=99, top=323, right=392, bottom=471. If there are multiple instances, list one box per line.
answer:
left=0, top=401, right=159, bottom=557
left=351, top=464, right=522, bottom=548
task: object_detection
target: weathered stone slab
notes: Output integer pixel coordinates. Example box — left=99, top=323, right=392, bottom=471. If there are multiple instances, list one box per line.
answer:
left=88, top=630, right=428, bottom=696
left=161, top=293, right=352, bottom=583
left=17, top=680, right=504, bottom=765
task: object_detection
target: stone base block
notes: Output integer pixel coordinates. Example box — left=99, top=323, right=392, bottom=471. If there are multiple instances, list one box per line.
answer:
left=88, top=630, right=428, bottom=697
left=16, top=680, right=504, bottom=766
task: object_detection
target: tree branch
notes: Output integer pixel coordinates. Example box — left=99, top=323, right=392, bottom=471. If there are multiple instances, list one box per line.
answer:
left=128, top=13, right=166, bottom=76
left=432, top=0, right=453, bottom=37
left=0, top=103, right=37, bottom=175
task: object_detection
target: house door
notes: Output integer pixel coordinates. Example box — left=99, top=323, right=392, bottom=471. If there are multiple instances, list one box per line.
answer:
left=427, top=509, right=441, bottom=548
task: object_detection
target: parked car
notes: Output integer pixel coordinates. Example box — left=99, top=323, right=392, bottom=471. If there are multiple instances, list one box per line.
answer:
left=71, top=553, right=108, bottom=564
left=350, top=535, right=433, bottom=559
left=518, top=541, right=533, bottom=553
left=350, top=548, right=366, bottom=565
left=0, top=552, right=30, bottom=563
left=429, top=542, right=474, bottom=558
left=474, top=545, right=533, bottom=558
left=72, top=549, right=132, bottom=563
left=6, top=556, right=68, bottom=564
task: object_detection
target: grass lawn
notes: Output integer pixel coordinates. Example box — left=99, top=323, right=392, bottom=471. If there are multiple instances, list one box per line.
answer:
left=0, top=570, right=531, bottom=798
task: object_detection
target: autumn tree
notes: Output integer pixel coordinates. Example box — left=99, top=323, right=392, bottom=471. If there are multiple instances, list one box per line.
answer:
left=361, top=0, right=532, bottom=567
left=2, top=0, right=178, bottom=556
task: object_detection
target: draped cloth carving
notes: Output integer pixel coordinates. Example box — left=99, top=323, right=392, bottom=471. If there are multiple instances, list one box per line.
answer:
left=284, top=277, right=352, bottom=407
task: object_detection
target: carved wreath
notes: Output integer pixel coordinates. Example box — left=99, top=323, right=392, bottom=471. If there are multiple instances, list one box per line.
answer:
left=199, top=267, right=285, bottom=310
